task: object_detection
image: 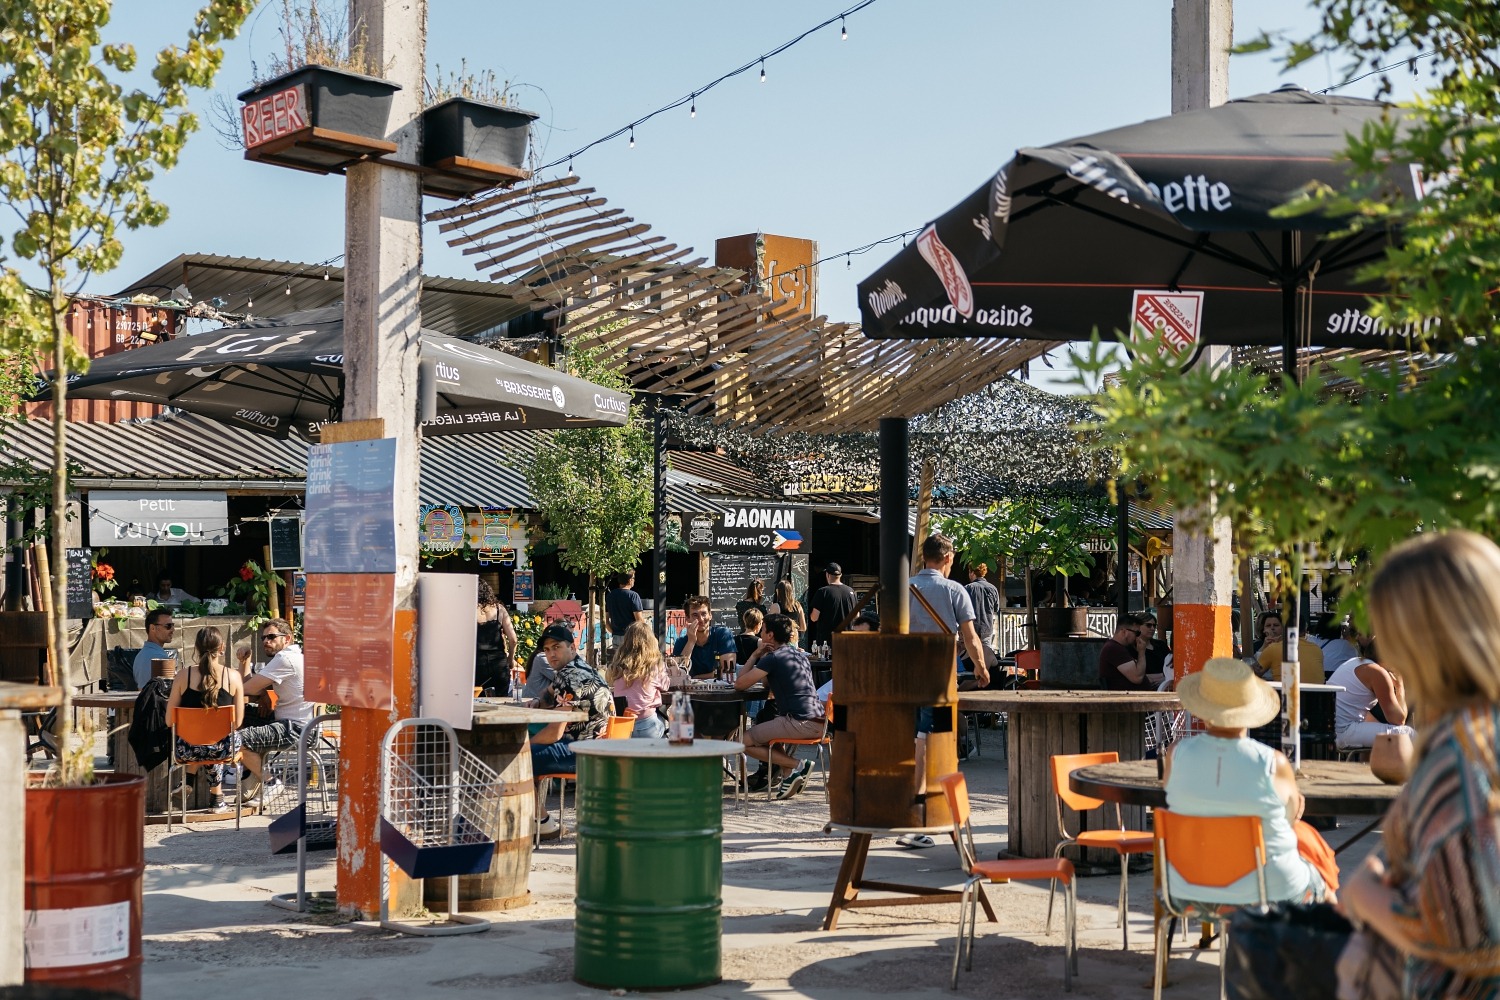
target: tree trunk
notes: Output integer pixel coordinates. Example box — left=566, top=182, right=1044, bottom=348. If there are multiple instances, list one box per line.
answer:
left=47, top=285, right=76, bottom=782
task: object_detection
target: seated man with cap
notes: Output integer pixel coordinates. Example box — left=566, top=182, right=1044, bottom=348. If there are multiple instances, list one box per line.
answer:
left=529, top=623, right=613, bottom=838
left=1164, top=658, right=1339, bottom=905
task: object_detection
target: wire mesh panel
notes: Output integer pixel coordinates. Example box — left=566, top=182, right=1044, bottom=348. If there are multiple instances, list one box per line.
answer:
left=380, top=719, right=505, bottom=879
left=264, top=719, right=341, bottom=850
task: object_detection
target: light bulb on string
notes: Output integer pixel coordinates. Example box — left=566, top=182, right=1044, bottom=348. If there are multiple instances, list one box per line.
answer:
left=233, top=523, right=241, bottom=537
left=689, top=94, right=696, bottom=118
left=628, top=127, right=635, bottom=148
left=841, top=17, right=847, bottom=40
left=846, top=254, right=851, bottom=269
left=284, top=285, right=291, bottom=296
left=323, top=270, right=329, bottom=280
left=566, top=157, right=574, bottom=176
left=759, top=60, right=766, bottom=82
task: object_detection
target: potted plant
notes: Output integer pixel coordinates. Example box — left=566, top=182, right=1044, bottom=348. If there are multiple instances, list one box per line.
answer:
left=938, top=495, right=1109, bottom=648
left=530, top=580, right=566, bottom=619
left=217, top=559, right=284, bottom=629
left=418, top=61, right=536, bottom=198
left=236, top=0, right=400, bottom=171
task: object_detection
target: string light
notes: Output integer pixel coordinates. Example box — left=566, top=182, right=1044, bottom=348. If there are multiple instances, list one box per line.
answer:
left=628, top=127, right=635, bottom=149
left=841, top=17, right=847, bottom=39
left=323, top=270, right=329, bottom=280
left=284, top=285, right=291, bottom=295
left=567, top=157, right=574, bottom=176
left=538, top=0, right=878, bottom=172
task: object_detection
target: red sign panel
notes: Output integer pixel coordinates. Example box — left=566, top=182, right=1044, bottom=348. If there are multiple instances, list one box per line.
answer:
left=304, top=573, right=395, bottom=710
left=1130, top=289, right=1205, bottom=361
left=241, top=83, right=310, bottom=149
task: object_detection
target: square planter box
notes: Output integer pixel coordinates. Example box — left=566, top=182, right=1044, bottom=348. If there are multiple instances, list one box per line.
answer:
left=238, top=64, right=401, bottom=174
left=419, top=98, right=536, bottom=199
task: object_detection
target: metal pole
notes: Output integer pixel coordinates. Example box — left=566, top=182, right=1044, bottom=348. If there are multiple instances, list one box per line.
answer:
left=878, top=417, right=909, bottom=634
left=1282, top=231, right=1299, bottom=384
left=652, top=405, right=668, bottom=640
left=1116, top=489, right=1130, bottom=619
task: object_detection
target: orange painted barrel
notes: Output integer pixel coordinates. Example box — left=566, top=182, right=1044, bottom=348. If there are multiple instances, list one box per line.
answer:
left=424, top=724, right=534, bottom=911
left=25, top=773, right=146, bottom=999
left=829, top=632, right=958, bottom=830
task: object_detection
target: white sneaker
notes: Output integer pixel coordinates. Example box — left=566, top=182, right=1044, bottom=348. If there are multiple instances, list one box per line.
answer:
left=536, top=813, right=562, bottom=838
left=777, top=759, right=815, bottom=800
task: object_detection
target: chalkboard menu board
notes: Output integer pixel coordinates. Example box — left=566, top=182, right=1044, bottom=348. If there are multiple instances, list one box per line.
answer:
left=66, top=547, right=93, bottom=619
left=708, top=552, right=780, bottom=631
left=269, top=516, right=303, bottom=571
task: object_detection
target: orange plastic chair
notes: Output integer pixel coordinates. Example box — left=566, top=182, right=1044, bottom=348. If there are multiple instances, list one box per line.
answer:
left=1151, top=811, right=1268, bottom=1000
left=604, top=713, right=638, bottom=739
left=1048, top=752, right=1154, bottom=950
left=766, top=698, right=833, bottom=802
left=939, top=772, right=1077, bottom=991
left=1015, top=649, right=1042, bottom=676
left=167, top=704, right=242, bottom=831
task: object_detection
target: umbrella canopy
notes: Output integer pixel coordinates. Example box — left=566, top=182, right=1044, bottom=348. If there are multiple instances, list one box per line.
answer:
left=41, top=307, right=631, bottom=438
left=858, top=87, right=1427, bottom=364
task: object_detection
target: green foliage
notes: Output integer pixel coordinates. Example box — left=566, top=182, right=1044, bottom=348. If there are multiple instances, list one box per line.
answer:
left=936, top=496, right=1108, bottom=583
left=217, top=559, right=283, bottom=617
left=0, top=0, right=251, bottom=784
left=524, top=346, right=653, bottom=586
left=511, top=612, right=545, bottom=672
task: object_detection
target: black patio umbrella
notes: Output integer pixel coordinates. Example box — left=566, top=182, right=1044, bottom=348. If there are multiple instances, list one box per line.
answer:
left=39, top=306, right=631, bottom=438
left=857, top=87, right=1426, bottom=371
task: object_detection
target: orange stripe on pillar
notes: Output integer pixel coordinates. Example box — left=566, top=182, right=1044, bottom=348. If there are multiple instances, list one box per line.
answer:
left=338, top=608, right=418, bottom=919
left=1172, top=603, right=1232, bottom=676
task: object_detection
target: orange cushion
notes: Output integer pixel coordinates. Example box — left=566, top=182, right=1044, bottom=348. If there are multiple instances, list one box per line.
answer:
left=972, top=858, right=1074, bottom=883
left=1076, top=830, right=1155, bottom=853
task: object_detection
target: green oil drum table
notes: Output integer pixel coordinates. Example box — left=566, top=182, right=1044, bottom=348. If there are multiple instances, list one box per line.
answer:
left=571, top=738, right=743, bottom=991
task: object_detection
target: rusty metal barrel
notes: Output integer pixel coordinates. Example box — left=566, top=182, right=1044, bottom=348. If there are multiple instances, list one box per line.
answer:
left=829, top=632, right=959, bottom=830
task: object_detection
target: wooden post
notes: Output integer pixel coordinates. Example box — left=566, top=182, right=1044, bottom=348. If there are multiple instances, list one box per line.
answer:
left=263, top=545, right=280, bottom=620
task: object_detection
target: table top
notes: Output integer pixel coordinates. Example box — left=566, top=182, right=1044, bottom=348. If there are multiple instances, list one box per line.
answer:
left=72, top=691, right=141, bottom=709
left=1268, top=682, right=1344, bottom=693
left=0, top=681, right=61, bottom=710
left=1071, top=758, right=1401, bottom=817
left=671, top=684, right=766, bottom=700
left=470, top=702, right=585, bottom=724
left=573, top=738, right=744, bottom=759
left=958, top=689, right=1181, bottom=713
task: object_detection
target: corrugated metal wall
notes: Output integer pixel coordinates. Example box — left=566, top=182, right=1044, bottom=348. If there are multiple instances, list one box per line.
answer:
left=24, top=301, right=176, bottom=423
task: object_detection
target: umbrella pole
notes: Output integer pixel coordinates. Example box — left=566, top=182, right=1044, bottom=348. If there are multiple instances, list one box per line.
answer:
left=1282, top=233, right=1300, bottom=384
left=879, top=417, right=909, bottom=635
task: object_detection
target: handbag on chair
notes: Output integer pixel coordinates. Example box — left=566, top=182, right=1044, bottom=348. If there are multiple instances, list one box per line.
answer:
left=1223, top=903, right=1354, bottom=1000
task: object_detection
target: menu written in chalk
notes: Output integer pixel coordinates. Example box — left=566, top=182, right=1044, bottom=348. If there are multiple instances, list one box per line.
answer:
left=269, top=516, right=303, bottom=571
left=304, top=438, right=396, bottom=574
left=708, top=552, right=780, bottom=631
left=66, top=547, right=93, bottom=619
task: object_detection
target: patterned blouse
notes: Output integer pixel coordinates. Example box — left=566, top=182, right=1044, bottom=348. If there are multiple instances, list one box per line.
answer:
left=1375, top=703, right=1500, bottom=997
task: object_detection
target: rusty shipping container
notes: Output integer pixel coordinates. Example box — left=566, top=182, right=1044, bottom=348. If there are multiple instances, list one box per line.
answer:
left=25, top=301, right=176, bottom=423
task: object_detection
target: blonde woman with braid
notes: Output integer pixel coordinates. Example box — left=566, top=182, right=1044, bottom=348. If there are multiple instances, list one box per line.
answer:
left=166, top=627, right=245, bottom=811
left=605, top=621, right=670, bottom=738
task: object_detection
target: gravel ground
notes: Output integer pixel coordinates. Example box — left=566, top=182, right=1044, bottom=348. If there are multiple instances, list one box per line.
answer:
left=132, top=736, right=1375, bottom=1000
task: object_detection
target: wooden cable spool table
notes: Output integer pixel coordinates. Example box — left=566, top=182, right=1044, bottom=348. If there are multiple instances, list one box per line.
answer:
left=957, top=689, right=1182, bottom=862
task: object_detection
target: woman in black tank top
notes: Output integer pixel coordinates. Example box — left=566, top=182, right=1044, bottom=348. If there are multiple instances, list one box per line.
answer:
left=167, top=627, right=245, bottom=810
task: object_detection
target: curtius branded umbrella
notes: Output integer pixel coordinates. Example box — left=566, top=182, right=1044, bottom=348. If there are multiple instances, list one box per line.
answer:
left=857, top=87, right=1431, bottom=369
left=37, top=306, right=632, bottom=438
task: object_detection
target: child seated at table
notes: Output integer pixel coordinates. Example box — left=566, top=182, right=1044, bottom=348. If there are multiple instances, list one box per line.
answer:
left=1163, top=658, right=1339, bottom=905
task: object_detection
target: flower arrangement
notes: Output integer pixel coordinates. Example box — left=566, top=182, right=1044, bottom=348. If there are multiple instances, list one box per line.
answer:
left=218, top=559, right=282, bottom=617
left=90, top=550, right=117, bottom=598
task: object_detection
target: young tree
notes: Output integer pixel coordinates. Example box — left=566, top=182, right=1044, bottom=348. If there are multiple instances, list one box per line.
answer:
left=525, top=348, right=653, bottom=664
left=0, top=0, right=252, bottom=783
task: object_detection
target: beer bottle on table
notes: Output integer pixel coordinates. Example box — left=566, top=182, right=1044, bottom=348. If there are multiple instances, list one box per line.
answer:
left=668, top=692, right=695, bottom=745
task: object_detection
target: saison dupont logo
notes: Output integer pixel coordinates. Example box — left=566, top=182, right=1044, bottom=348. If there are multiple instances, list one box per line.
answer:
left=1130, top=290, right=1205, bottom=361
left=915, top=226, right=974, bottom=319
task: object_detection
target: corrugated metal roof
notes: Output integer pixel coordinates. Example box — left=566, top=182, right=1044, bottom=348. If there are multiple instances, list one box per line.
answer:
left=0, top=412, right=732, bottom=512
left=116, top=253, right=535, bottom=338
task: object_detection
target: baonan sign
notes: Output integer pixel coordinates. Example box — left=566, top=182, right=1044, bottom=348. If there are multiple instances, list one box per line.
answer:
left=683, top=506, right=812, bottom=553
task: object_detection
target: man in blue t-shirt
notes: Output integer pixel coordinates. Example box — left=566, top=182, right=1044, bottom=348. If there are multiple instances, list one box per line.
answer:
left=605, top=570, right=645, bottom=642
left=132, top=608, right=177, bottom=688
left=736, top=613, right=824, bottom=799
left=672, top=594, right=736, bottom=677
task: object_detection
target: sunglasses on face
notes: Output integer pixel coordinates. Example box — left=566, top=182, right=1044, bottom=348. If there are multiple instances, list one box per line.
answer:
left=153, top=622, right=175, bottom=630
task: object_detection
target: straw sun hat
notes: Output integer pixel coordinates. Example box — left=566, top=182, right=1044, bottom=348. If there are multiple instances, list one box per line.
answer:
left=1176, top=657, right=1281, bottom=729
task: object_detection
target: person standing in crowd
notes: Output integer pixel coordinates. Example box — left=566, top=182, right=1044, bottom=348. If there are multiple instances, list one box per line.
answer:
left=530, top=624, right=613, bottom=837
left=166, top=627, right=244, bottom=812
left=1099, top=613, right=1151, bottom=690
left=1337, top=531, right=1500, bottom=998
left=768, top=579, right=807, bottom=643
left=808, top=562, right=857, bottom=645
left=672, top=595, right=737, bottom=678
left=133, top=607, right=177, bottom=688
left=910, top=535, right=990, bottom=684
left=735, top=579, right=769, bottom=624
left=605, top=570, right=645, bottom=649
left=964, top=563, right=1002, bottom=651
left=605, top=621, right=670, bottom=739
left=1141, top=613, right=1171, bottom=685
left=239, top=618, right=312, bottom=799
left=475, top=580, right=518, bottom=696
left=736, top=613, right=824, bottom=798
left=153, top=574, right=196, bottom=606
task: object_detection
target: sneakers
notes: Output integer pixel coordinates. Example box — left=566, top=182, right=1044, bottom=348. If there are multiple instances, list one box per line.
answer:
left=536, top=812, right=562, bottom=839
left=746, top=767, right=774, bottom=792
left=776, top=759, right=814, bottom=800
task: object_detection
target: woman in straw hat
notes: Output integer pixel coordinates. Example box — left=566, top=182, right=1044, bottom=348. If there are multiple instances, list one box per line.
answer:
left=1336, top=531, right=1500, bottom=998
left=1163, top=657, right=1338, bottom=905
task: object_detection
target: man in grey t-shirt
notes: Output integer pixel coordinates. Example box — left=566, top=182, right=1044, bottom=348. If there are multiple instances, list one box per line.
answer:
left=910, top=534, right=989, bottom=686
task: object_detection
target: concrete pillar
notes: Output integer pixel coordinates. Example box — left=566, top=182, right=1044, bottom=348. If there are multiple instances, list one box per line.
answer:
left=1171, top=0, right=1236, bottom=675
left=0, top=709, right=24, bottom=985
left=336, top=0, right=426, bottom=920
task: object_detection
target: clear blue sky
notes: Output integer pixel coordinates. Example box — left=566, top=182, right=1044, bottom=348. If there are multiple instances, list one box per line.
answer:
left=96, top=0, right=1418, bottom=384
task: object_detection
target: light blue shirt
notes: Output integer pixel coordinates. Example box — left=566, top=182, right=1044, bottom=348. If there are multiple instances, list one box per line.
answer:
left=908, top=567, right=975, bottom=637
left=132, top=640, right=174, bottom=688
